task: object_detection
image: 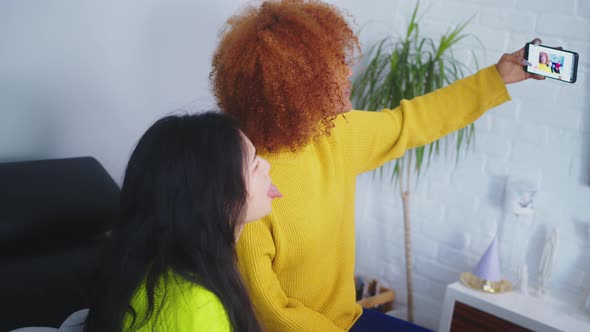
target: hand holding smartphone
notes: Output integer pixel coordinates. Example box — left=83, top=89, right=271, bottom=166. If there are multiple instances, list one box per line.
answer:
left=524, top=42, right=579, bottom=83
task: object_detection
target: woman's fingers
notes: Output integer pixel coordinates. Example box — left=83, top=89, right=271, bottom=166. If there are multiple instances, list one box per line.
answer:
left=508, top=53, right=528, bottom=66
left=526, top=73, right=546, bottom=80
left=531, top=37, right=563, bottom=50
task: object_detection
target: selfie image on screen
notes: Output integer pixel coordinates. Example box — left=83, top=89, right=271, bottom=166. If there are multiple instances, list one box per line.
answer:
left=527, top=44, right=574, bottom=82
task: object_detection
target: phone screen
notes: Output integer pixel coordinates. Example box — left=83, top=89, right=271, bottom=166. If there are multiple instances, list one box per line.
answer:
left=525, top=44, right=578, bottom=83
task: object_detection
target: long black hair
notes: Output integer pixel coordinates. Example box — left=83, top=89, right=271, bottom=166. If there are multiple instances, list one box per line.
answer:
left=85, top=112, right=261, bottom=332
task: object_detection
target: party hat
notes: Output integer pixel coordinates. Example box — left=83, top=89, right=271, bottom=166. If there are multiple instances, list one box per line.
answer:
left=460, top=236, right=512, bottom=293
left=473, top=236, right=502, bottom=282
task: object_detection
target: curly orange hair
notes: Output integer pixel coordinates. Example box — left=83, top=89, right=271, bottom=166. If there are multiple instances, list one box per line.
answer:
left=211, top=0, right=360, bottom=151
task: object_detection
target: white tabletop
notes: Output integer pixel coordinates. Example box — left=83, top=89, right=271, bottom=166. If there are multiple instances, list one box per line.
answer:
left=438, top=282, right=590, bottom=332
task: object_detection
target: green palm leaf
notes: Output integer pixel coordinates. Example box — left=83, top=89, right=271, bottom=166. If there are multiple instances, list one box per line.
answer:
left=351, top=1, right=476, bottom=181
left=350, top=1, right=477, bottom=323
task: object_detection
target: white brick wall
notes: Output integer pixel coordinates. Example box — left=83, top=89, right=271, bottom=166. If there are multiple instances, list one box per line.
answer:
left=349, top=0, right=590, bottom=329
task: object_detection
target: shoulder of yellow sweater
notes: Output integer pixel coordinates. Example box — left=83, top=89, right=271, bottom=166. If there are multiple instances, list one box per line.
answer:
left=261, top=109, right=391, bottom=159
left=330, top=109, right=381, bottom=134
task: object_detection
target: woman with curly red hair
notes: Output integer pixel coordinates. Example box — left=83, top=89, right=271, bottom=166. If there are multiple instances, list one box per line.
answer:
left=212, top=0, right=359, bottom=152
left=538, top=51, right=552, bottom=73
left=211, top=1, right=544, bottom=331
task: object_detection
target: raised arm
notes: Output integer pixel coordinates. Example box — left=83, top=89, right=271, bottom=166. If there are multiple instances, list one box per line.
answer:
left=340, top=65, right=509, bottom=174
left=339, top=39, right=546, bottom=174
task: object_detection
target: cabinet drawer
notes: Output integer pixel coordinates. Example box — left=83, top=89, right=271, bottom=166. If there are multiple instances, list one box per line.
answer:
left=450, top=301, right=532, bottom=332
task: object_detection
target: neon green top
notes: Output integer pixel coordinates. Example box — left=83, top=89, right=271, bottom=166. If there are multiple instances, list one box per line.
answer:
left=124, top=273, right=231, bottom=331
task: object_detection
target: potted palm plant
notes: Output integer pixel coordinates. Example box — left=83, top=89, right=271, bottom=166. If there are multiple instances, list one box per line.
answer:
left=351, top=2, right=476, bottom=322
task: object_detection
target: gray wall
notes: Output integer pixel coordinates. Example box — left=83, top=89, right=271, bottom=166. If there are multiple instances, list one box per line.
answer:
left=0, top=0, right=245, bottom=182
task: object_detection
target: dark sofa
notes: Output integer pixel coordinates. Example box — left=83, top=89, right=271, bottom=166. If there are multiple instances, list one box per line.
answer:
left=0, top=157, right=119, bottom=331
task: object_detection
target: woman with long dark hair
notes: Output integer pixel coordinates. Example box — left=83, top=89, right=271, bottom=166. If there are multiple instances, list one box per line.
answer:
left=85, top=112, right=281, bottom=331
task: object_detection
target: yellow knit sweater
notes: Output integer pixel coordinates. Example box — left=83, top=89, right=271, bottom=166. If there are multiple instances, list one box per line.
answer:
left=236, top=65, right=511, bottom=331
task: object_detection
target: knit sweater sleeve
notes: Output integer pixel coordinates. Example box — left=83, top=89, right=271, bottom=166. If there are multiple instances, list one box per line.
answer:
left=338, top=65, right=511, bottom=175
left=236, top=220, right=345, bottom=332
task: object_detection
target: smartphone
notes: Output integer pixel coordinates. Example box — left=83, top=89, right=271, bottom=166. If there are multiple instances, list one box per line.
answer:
left=524, top=43, right=578, bottom=83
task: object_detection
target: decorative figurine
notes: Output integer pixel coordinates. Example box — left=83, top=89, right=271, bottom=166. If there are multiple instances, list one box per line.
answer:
left=538, top=227, right=559, bottom=296
left=518, top=264, right=529, bottom=296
